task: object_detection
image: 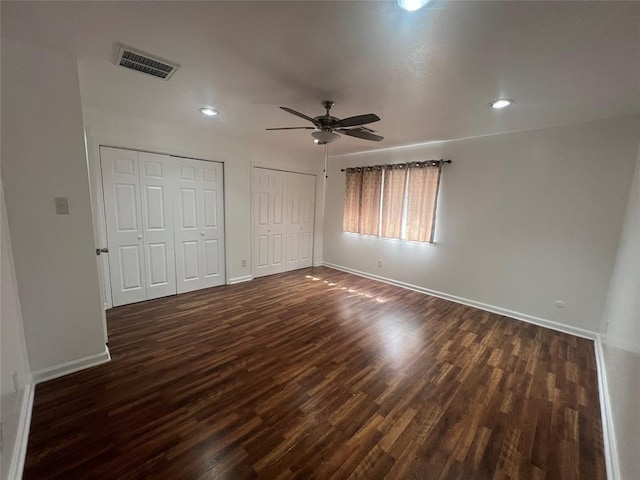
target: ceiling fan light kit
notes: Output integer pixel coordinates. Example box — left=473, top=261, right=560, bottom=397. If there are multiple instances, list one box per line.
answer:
left=267, top=100, right=384, bottom=145
left=312, top=130, right=340, bottom=144
left=397, top=0, right=430, bottom=12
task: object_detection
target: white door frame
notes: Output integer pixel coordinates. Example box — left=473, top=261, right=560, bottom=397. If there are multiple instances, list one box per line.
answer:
left=250, top=162, right=319, bottom=279
left=91, top=140, right=228, bottom=312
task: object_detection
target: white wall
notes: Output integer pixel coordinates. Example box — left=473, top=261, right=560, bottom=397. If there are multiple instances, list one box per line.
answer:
left=1, top=182, right=32, bottom=480
left=323, top=116, right=640, bottom=334
left=600, top=140, right=640, bottom=480
left=82, top=107, right=324, bottom=307
left=1, top=37, right=106, bottom=373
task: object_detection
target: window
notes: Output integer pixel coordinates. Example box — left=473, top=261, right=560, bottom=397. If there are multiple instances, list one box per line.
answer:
left=342, top=161, right=443, bottom=243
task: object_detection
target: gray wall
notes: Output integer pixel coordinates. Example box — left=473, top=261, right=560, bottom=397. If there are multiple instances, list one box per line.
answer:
left=600, top=139, right=640, bottom=480
left=323, top=116, right=640, bottom=333
left=1, top=37, right=106, bottom=372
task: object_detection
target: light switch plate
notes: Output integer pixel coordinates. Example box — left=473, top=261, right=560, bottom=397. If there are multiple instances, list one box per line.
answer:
left=54, top=197, right=69, bottom=214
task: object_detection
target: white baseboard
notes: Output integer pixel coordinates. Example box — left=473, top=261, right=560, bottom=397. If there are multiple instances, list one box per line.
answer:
left=8, top=383, right=35, bottom=480
left=594, top=336, right=620, bottom=480
left=228, top=275, right=253, bottom=285
left=322, top=262, right=597, bottom=340
left=31, top=345, right=111, bottom=384
left=6, top=346, right=111, bottom=477
left=313, top=261, right=324, bottom=267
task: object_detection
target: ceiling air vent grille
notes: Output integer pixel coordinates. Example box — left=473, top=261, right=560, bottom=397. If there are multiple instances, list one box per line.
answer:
left=115, top=45, right=179, bottom=80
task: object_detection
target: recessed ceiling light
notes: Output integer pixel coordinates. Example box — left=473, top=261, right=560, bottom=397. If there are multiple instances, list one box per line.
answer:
left=199, top=107, right=218, bottom=116
left=397, top=0, right=429, bottom=12
left=489, top=99, right=513, bottom=109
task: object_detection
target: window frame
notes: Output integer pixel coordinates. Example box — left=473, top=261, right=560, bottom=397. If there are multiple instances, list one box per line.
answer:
left=342, top=160, right=444, bottom=244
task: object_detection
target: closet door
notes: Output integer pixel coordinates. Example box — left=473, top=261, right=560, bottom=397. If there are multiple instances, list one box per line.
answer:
left=252, top=168, right=286, bottom=278
left=101, top=147, right=147, bottom=307
left=285, top=172, right=316, bottom=271
left=174, top=158, right=225, bottom=293
left=138, top=152, right=177, bottom=300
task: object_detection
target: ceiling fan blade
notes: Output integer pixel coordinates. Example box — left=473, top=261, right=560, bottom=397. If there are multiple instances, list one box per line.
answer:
left=266, top=127, right=316, bottom=130
left=338, top=128, right=384, bottom=142
left=334, top=113, right=380, bottom=128
left=280, top=107, right=319, bottom=126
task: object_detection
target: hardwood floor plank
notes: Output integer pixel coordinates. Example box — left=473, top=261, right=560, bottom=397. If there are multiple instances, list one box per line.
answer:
left=24, top=266, right=606, bottom=479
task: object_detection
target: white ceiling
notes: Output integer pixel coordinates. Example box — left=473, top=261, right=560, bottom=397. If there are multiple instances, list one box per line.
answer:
left=3, top=1, right=639, bottom=155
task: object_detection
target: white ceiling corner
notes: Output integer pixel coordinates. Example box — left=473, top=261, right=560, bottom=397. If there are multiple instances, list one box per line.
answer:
left=2, top=0, right=639, bottom=155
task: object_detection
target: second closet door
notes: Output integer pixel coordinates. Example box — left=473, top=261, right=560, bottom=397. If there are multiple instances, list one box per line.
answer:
left=253, top=168, right=286, bottom=278
left=285, top=172, right=315, bottom=271
left=252, top=167, right=316, bottom=279
left=174, top=158, right=225, bottom=293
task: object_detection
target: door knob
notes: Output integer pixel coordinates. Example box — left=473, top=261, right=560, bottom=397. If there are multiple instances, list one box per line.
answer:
left=95, top=247, right=109, bottom=256
left=201, top=231, right=205, bottom=236
left=137, top=235, right=143, bottom=240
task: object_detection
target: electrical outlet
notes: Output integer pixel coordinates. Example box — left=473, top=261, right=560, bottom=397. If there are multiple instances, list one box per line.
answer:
left=377, top=259, right=383, bottom=268
left=241, top=259, right=247, bottom=267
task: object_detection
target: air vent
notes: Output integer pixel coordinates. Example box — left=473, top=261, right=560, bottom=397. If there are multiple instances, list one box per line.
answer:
left=115, top=45, right=179, bottom=80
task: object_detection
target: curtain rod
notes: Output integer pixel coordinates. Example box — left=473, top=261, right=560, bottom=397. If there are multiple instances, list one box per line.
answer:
left=340, top=159, right=452, bottom=172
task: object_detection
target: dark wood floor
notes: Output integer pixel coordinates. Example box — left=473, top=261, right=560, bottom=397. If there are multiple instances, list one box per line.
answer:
left=25, top=266, right=605, bottom=479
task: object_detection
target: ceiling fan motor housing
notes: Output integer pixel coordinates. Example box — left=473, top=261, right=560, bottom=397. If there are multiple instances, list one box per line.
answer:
left=268, top=101, right=384, bottom=143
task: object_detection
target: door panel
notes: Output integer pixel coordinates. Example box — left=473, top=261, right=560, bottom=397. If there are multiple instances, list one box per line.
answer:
left=285, top=172, right=316, bottom=271
left=180, top=189, right=197, bottom=228
left=114, top=184, right=138, bottom=231
left=273, top=234, right=283, bottom=265
left=147, top=243, right=168, bottom=286
left=301, top=232, right=311, bottom=260
left=144, top=186, right=164, bottom=229
left=174, top=158, right=225, bottom=293
left=139, top=152, right=176, bottom=300
left=182, top=241, right=199, bottom=280
left=119, top=245, right=143, bottom=291
left=258, top=192, right=269, bottom=224
left=252, top=168, right=286, bottom=278
left=274, top=193, right=284, bottom=225
left=204, top=239, right=219, bottom=276
left=258, top=235, right=268, bottom=267
left=101, top=147, right=147, bottom=306
left=289, top=233, right=299, bottom=261
left=203, top=190, right=218, bottom=227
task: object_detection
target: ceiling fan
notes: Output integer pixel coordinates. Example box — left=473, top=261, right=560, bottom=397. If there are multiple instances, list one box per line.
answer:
left=267, top=101, right=384, bottom=144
